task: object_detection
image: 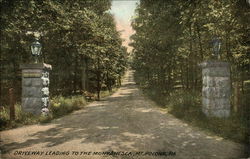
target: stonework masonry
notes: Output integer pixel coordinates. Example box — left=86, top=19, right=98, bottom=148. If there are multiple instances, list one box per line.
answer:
left=200, top=61, right=231, bottom=118
left=20, top=63, right=52, bottom=115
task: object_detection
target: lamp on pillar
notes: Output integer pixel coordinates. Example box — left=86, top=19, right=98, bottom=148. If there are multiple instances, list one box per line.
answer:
left=31, top=39, right=42, bottom=63
left=200, top=36, right=231, bottom=118
left=211, top=37, right=221, bottom=60
left=20, top=37, right=52, bottom=115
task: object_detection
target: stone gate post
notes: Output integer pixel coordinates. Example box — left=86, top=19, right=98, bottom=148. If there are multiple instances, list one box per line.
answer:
left=20, top=63, right=52, bottom=115
left=200, top=61, right=231, bottom=118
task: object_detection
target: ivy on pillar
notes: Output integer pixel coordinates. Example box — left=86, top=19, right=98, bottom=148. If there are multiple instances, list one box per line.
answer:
left=20, top=38, right=52, bottom=115
left=20, top=63, right=52, bottom=115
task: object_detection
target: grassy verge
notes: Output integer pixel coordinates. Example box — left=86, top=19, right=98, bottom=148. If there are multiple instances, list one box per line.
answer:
left=100, top=87, right=119, bottom=98
left=0, top=86, right=122, bottom=131
left=0, top=95, right=86, bottom=131
left=141, top=87, right=249, bottom=144
left=49, top=95, right=87, bottom=118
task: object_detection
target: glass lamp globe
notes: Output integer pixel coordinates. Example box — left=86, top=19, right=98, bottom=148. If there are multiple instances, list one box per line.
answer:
left=31, top=40, right=42, bottom=56
left=31, top=40, right=42, bottom=63
left=212, top=37, right=221, bottom=59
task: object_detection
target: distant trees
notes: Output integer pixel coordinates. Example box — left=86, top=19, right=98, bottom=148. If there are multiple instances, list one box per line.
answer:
left=131, top=0, right=250, bottom=111
left=0, top=0, right=127, bottom=104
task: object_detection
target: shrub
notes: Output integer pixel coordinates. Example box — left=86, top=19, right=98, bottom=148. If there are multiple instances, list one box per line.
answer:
left=168, top=90, right=203, bottom=120
left=0, top=107, right=9, bottom=130
left=0, top=95, right=87, bottom=130
left=141, top=87, right=249, bottom=144
left=165, top=90, right=248, bottom=143
left=50, top=95, right=86, bottom=118
left=0, top=104, right=39, bottom=130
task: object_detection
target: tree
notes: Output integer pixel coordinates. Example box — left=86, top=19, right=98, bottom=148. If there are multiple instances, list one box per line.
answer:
left=130, top=0, right=250, bottom=109
left=0, top=0, right=127, bottom=104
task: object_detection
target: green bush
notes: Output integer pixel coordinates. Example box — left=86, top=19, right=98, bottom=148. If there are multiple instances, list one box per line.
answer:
left=0, top=104, right=39, bottom=130
left=168, top=90, right=203, bottom=119
left=50, top=95, right=86, bottom=118
left=141, top=87, right=249, bottom=144
left=165, top=90, right=248, bottom=143
left=0, top=107, right=9, bottom=130
left=0, top=95, right=87, bottom=130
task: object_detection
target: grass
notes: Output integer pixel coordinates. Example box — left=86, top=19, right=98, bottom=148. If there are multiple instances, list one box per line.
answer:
left=140, top=85, right=249, bottom=144
left=0, top=87, right=121, bottom=131
left=0, top=104, right=43, bottom=130
left=0, top=95, right=87, bottom=130
left=135, top=72, right=249, bottom=144
left=49, top=95, right=87, bottom=118
left=168, top=90, right=249, bottom=143
left=100, top=87, right=118, bottom=98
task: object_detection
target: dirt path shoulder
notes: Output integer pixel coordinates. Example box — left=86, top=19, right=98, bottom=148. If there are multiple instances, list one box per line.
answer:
left=0, top=70, right=245, bottom=159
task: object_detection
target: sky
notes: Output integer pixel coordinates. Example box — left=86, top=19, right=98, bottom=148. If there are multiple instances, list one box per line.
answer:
left=110, top=0, right=139, bottom=52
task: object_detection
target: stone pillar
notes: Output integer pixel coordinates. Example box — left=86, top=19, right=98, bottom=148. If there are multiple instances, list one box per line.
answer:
left=20, top=63, right=52, bottom=115
left=200, top=61, right=231, bottom=118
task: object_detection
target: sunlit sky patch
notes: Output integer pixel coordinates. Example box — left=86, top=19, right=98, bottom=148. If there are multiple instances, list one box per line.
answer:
left=110, top=0, right=139, bottom=52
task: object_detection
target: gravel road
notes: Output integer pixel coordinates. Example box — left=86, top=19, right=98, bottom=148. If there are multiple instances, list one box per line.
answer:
left=0, top=70, right=246, bottom=159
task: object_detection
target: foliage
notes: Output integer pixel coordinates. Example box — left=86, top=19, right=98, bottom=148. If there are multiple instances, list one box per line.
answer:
left=0, top=0, right=128, bottom=105
left=0, top=106, right=9, bottom=129
left=131, top=0, right=250, bottom=92
left=167, top=90, right=249, bottom=144
left=131, top=0, right=250, bottom=144
left=0, top=95, right=87, bottom=130
left=0, top=104, right=39, bottom=130
left=50, top=95, right=86, bottom=118
left=139, top=86, right=249, bottom=143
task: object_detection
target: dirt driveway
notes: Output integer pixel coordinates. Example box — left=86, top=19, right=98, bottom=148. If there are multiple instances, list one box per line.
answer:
left=0, top=70, right=246, bottom=159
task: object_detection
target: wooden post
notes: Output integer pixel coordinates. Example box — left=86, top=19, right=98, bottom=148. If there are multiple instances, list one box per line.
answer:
left=9, top=88, right=15, bottom=121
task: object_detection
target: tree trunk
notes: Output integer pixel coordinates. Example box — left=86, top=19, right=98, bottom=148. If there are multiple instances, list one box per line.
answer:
left=118, top=75, right=121, bottom=86
left=0, top=50, right=2, bottom=106
left=233, top=81, right=240, bottom=113
left=186, top=58, right=189, bottom=89
left=241, top=70, right=244, bottom=94
left=97, top=57, right=101, bottom=100
left=81, top=56, right=87, bottom=91
left=12, top=59, right=20, bottom=102
left=73, top=54, right=78, bottom=94
left=106, top=71, right=112, bottom=93
left=196, top=24, right=203, bottom=61
left=85, top=58, right=89, bottom=91
left=189, top=24, right=194, bottom=90
left=180, top=64, right=185, bottom=89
